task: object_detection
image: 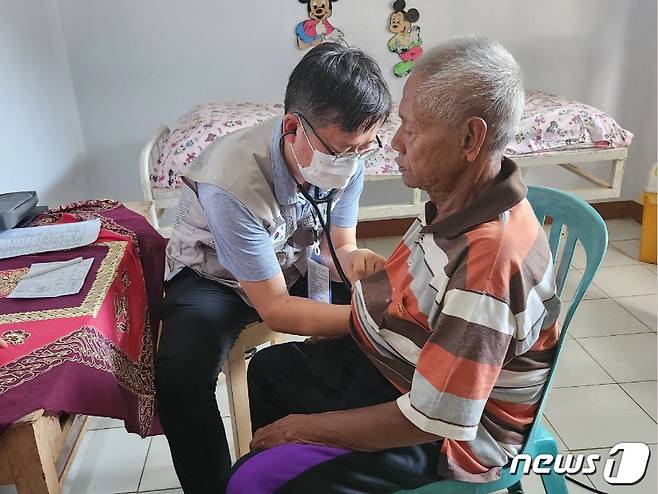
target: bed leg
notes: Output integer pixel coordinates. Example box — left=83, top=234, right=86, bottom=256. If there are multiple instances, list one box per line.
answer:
left=609, top=157, right=626, bottom=198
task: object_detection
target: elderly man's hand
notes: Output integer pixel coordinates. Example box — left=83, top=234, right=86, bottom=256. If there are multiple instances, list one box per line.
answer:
left=250, top=414, right=315, bottom=451
left=0, top=338, right=7, bottom=349
left=347, top=249, right=386, bottom=282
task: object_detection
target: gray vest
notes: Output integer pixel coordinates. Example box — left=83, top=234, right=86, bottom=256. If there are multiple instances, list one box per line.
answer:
left=166, top=117, right=341, bottom=305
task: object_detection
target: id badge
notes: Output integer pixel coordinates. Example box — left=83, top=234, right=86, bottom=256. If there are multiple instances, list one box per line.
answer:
left=307, top=246, right=331, bottom=303
left=268, top=220, right=287, bottom=251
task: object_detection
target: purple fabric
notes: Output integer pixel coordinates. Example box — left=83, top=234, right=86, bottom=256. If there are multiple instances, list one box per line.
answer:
left=98, top=204, right=167, bottom=323
left=227, top=443, right=350, bottom=494
left=0, top=360, right=152, bottom=435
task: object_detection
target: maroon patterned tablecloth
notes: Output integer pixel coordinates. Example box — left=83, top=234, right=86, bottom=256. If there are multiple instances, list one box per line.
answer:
left=0, top=200, right=167, bottom=436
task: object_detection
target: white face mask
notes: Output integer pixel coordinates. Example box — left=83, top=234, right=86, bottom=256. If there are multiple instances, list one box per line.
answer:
left=289, top=121, right=359, bottom=190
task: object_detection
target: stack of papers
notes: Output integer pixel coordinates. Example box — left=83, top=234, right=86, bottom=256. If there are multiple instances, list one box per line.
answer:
left=0, top=219, right=101, bottom=260
left=0, top=219, right=102, bottom=298
left=8, top=257, right=94, bottom=298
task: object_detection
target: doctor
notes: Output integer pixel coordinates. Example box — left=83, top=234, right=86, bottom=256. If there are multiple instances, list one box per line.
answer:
left=155, top=42, right=392, bottom=493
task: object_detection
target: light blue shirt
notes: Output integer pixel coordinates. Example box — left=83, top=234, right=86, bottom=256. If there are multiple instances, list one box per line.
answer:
left=197, top=117, right=364, bottom=282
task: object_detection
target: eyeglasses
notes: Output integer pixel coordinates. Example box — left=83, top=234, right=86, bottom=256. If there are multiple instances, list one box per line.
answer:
left=296, top=113, right=382, bottom=162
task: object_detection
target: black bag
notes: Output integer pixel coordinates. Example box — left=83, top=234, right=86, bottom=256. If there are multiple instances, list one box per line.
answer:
left=0, top=191, right=39, bottom=231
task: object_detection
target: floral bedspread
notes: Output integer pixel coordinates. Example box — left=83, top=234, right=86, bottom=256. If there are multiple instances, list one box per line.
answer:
left=152, top=92, right=632, bottom=187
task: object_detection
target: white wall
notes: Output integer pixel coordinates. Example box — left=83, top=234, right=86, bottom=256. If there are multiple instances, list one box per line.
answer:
left=0, top=0, right=89, bottom=206
left=56, top=0, right=656, bottom=203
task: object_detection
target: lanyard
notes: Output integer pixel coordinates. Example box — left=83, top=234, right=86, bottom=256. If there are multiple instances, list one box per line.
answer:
left=296, top=184, right=351, bottom=290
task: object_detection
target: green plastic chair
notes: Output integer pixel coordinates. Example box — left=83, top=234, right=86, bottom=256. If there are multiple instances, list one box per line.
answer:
left=395, top=186, right=608, bottom=494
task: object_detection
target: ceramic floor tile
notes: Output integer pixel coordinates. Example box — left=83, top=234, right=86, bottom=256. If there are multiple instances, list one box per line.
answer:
left=562, top=468, right=600, bottom=492
left=493, top=471, right=595, bottom=493
left=564, top=241, right=586, bottom=270
left=141, top=490, right=183, bottom=494
left=571, top=242, right=638, bottom=270
left=575, top=444, right=656, bottom=494
left=611, top=239, right=641, bottom=260
left=620, top=381, right=657, bottom=421
left=578, top=333, right=657, bottom=382
left=544, top=384, right=657, bottom=450
left=362, top=236, right=401, bottom=258
left=215, top=379, right=238, bottom=461
left=551, top=339, right=614, bottom=388
left=224, top=416, right=236, bottom=463
left=137, top=421, right=236, bottom=491
left=138, top=435, right=180, bottom=492
left=593, top=265, right=657, bottom=298
left=216, top=379, right=230, bottom=418
left=542, top=415, right=568, bottom=451
left=605, top=219, right=641, bottom=242
left=612, top=240, right=658, bottom=272
left=565, top=298, right=652, bottom=338
left=61, top=428, right=151, bottom=494
left=614, top=295, right=657, bottom=331
left=86, top=415, right=125, bottom=430
left=559, top=269, right=608, bottom=302
left=642, top=262, right=657, bottom=273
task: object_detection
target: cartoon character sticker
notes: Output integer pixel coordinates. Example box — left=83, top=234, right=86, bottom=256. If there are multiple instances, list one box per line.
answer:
left=295, top=0, right=344, bottom=50
left=388, top=0, right=423, bottom=77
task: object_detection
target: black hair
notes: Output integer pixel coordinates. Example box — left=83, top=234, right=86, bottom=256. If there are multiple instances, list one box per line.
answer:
left=392, top=0, right=420, bottom=23
left=299, top=0, right=336, bottom=15
left=284, top=42, right=391, bottom=133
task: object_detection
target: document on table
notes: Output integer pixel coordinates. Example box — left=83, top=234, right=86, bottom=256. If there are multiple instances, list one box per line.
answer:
left=0, top=219, right=101, bottom=259
left=8, top=257, right=94, bottom=298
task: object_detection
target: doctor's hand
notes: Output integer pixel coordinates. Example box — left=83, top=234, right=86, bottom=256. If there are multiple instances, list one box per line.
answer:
left=347, top=248, right=386, bottom=282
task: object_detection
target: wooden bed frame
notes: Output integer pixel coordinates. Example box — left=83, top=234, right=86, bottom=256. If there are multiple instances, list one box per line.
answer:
left=140, top=125, right=628, bottom=231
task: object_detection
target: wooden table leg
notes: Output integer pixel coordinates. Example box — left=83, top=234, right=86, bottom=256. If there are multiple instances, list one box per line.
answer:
left=0, top=412, right=88, bottom=494
left=5, top=415, right=61, bottom=494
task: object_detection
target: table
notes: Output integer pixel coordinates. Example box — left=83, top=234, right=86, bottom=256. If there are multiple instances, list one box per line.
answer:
left=0, top=200, right=165, bottom=493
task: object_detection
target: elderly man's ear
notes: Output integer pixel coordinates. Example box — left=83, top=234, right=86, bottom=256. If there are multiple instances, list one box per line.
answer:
left=461, top=116, right=488, bottom=162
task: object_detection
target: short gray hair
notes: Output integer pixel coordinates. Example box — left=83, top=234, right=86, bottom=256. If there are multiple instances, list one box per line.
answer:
left=413, top=35, right=525, bottom=156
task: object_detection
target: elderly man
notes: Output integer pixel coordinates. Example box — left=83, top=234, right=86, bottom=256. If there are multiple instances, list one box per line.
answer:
left=156, top=43, right=392, bottom=493
left=226, top=35, right=561, bottom=493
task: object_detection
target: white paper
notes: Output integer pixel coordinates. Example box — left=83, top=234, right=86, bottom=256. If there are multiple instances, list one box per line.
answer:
left=0, top=219, right=101, bottom=260
left=8, top=257, right=94, bottom=298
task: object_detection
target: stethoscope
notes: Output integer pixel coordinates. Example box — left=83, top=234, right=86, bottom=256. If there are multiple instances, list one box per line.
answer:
left=279, top=131, right=353, bottom=290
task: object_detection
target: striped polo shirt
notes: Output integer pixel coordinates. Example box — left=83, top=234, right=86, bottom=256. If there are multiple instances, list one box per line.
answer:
left=350, top=158, right=561, bottom=483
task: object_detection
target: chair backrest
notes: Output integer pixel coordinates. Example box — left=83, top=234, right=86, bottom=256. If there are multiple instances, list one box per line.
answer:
left=519, top=185, right=608, bottom=453
left=139, top=125, right=171, bottom=202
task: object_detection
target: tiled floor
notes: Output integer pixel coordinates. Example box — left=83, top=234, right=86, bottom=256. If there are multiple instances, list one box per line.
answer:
left=1, top=219, right=655, bottom=494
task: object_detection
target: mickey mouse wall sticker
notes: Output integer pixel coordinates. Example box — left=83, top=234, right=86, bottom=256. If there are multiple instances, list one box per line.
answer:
left=388, top=0, right=423, bottom=77
left=295, top=0, right=345, bottom=50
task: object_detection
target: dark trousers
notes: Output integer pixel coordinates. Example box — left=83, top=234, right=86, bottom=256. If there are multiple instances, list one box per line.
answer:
left=155, top=268, right=350, bottom=494
left=248, top=337, right=402, bottom=432
left=225, top=338, right=443, bottom=493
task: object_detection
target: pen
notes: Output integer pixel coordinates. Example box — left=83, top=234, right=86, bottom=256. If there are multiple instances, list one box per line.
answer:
left=21, top=257, right=85, bottom=280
